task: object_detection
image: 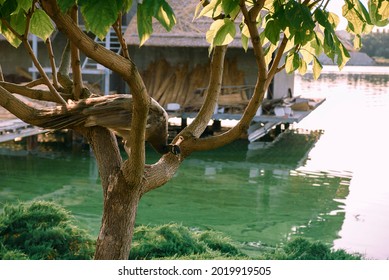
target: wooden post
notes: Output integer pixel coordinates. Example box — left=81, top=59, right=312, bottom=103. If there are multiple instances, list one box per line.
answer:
left=26, top=135, right=38, bottom=151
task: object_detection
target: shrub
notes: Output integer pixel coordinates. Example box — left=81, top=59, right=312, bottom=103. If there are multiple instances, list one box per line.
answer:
left=263, top=237, right=361, bottom=260
left=129, top=224, right=245, bottom=260
left=0, top=201, right=95, bottom=260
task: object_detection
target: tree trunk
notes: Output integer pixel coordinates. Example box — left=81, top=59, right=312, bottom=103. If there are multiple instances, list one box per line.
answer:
left=82, top=126, right=142, bottom=259
left=94, top=175, right=141, bottom=259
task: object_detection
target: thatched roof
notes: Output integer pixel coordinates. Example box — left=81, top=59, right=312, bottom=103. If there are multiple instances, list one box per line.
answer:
left=124, top=0, right=244, bottom=48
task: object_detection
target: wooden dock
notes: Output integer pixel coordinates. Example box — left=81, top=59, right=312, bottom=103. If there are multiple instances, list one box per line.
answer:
left=0, top=118, right=48, bottom=143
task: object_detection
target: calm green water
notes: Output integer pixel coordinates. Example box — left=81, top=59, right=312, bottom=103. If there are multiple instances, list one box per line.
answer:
left=0, top=66, right=388, bottom=259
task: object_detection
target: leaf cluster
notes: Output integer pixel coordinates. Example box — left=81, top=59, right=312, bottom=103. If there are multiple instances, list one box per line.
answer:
left=0, top=0, right=54, bottom=47
left=0, top=0, right=176, bottom=45
left=194, top=0, right=388, bottom=79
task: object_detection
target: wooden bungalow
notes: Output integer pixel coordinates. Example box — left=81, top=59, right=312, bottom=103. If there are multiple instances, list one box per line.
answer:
left=123, top=0, right=323, bottom=142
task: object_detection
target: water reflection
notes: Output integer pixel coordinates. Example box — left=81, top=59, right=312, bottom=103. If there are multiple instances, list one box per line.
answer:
left=295, top=67, right=389, bottom=259
left=137, top=130, right=351, bottom=249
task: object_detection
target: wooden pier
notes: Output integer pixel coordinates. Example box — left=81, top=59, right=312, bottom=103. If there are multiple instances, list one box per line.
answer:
left=0, top=118, right=48, bottom=144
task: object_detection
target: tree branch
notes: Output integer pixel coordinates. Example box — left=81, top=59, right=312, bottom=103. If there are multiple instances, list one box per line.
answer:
left=0, top=85, right=41, bottom=123
left=45, top=37, right=60, bottom=90
left=22, top=39, right=67, bottom=105
left=57, top=40, right=74, bottom=94
left=1, top=16, right=66, bottom=105
left=113, top=14, right=130, bottom=60
left=142, top=154, right=182, bottom=194
left=69, top=5, right=83, bottom=100
left=0, top=65, right=4, bottom=81
left=25, top=78, right=46, bottom=88
left=0, top=81, right=70, bottom=102
left=185, top=2, right=271, bottom=152
left=265, top=36, right=288, bottom=89
left=178, top=45, right=227, bottom=140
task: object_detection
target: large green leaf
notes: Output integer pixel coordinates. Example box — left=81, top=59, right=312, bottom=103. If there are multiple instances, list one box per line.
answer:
left=206, top=18, right=236, bottom=51
left=30, top=9, right=54, bottom=41
left=369, top=0, right=389, bottom=26
left=79, top=0, right=120, bottom=39
left=264, top=19, right=280, bottom=45
left=57, top=0, right=76, bottom=13
left=154, top=0, right=176, bottom=31
left=222, top=0, right=239, bottom=15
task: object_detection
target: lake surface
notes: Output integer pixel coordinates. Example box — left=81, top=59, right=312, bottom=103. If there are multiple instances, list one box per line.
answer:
left=0, top=65, right=388, bottom=259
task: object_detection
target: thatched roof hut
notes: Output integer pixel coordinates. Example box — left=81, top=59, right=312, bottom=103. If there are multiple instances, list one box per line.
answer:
left=123, top=0, right=262, bottom=112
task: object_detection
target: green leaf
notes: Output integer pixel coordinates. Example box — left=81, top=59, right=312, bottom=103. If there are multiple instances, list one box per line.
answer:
left=30, top=9, right=54, bottom=41
left=135, top=0, right=175, bottom=46
left=342, top=0, right=372, bottom=34
left=0, top=0, right=17, bottom=18
left=285, top=52, right=300, bottom=73
left=312, top=56, right=323, bottom=80
left=79, top=0, right=120, bottom=39
left=241, top=33, right=249, bottom=52
left=0, top=24, right=21, bottom=47
left=222, top=0, right=239, bottom=15
left=336, top=43, right=351, bottom=70
left=154, top=1, right=176, bottom=31
left=198, top=0, right=222, bottom=18
left=16, top=0, right=33, bottom=12
left=298, top=58, right=307, bottom=75
left=323, top=29, right=335, bottom=60
left=378, top=0, right=389, bottom=19
left=137, top=2, right=153, bottom=46
left=353, top=34, right=362, bottom=50
left=312, top=32, right=323, bottom=56
left=369, top=0, right=389, bottom=26
left=10, top=9, right=26, bottom=35
left=264, top=19, right=280, bottom=45
left=121, top=0, right=133, bottom=13
left=57, top=0, right=76, bottom=13
left=328, top=12, right=340, bottom=28
left=263, top=43, right=277, bottom=66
